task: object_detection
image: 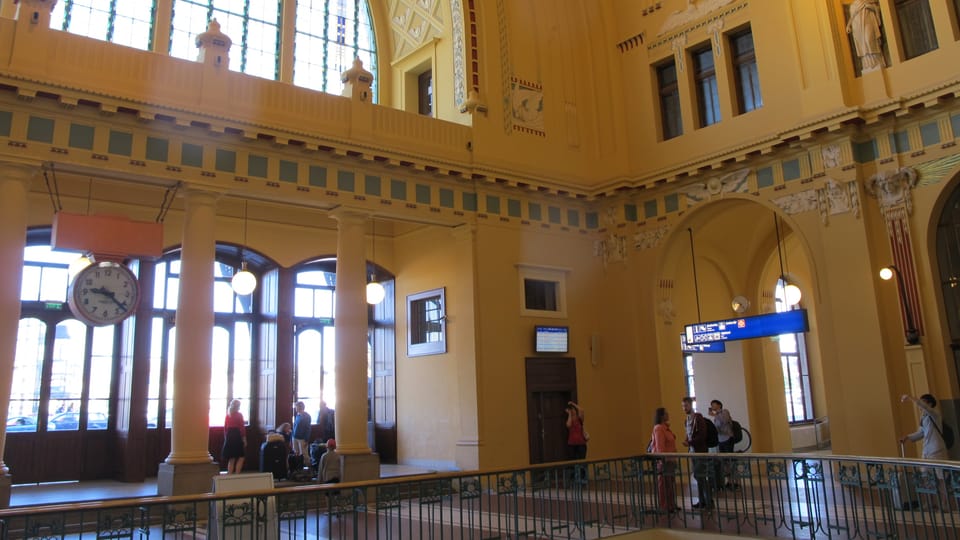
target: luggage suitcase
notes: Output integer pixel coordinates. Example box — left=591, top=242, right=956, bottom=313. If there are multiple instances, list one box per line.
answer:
left=259, top=440, right=287, bottom=480
left=891, top=442, right=920, bottom=511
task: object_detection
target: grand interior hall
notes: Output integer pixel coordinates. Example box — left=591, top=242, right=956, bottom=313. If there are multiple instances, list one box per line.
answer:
left=1, top=1, right=960, bottom=528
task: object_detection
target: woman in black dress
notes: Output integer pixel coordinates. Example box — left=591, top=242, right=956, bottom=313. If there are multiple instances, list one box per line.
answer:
left=222, top=399, right=247, bottom=474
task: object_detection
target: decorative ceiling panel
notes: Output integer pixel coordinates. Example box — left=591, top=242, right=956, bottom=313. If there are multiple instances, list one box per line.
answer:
left=389, top=0, right=445, bottom=61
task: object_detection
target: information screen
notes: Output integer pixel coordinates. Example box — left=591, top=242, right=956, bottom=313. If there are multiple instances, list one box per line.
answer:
left=535, top=326, right=569, bottom=353
left=680, top=334, right=726, bottom=353
left=684, top=309, right=809, bottom=344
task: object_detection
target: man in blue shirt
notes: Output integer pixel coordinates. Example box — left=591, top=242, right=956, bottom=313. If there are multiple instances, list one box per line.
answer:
left=292, top=401, right=312, bottom=462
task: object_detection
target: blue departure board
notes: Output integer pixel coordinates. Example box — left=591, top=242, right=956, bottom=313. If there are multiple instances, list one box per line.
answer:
left=680, top=334, right=726, bottom=353
left=684, top=309, right=809, bottom=344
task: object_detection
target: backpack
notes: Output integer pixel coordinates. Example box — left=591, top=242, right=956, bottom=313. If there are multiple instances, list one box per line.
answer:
left=700, top=414, right=719, bottom=448
left=731, top=420, right=744, bottom=444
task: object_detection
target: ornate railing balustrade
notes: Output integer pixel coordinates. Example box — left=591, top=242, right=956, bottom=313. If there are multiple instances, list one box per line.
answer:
left=1, top=452, right=959, bottom=539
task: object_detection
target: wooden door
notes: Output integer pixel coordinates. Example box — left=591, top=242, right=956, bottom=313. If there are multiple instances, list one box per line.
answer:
left=525, top=357, right=577, bottom=465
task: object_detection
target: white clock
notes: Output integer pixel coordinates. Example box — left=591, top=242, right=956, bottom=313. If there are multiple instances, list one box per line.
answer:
left=68, top=261, right=140, bottom=326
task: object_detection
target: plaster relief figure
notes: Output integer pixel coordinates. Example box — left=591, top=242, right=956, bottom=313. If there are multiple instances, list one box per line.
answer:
left=846, top=0, right=885, bottom=73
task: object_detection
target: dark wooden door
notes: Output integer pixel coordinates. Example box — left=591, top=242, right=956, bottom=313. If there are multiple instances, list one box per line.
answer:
left=525, top=357, right=577, bottom=465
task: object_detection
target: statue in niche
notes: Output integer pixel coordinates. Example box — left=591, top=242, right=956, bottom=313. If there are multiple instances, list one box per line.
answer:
left=846, top=0, right=886, bottom=73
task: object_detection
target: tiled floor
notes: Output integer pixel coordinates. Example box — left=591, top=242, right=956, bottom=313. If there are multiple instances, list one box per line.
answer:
left=10, top=464, right=435, bottom=507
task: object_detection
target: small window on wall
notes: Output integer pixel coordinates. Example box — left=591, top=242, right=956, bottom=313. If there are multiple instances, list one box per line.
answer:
left=518, top=264, right=568, bottom=318
left=408, top=288, right=446, bottom=357
left=895, top=0, right=938, bottom=60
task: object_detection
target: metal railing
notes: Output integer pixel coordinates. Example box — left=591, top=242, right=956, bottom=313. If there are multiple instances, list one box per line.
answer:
left=2, top=452, right=959, bottom=539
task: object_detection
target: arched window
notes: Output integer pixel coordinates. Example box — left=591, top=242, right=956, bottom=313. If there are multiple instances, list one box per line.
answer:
left=169, top=0, right=282, bottom=79
left=293, top=0, right=377, bottom=97
left=148, top=254, right=261, bottom=429
left=775, top=278, right=813, bottom=423
left=50, top=0, right=156, bottom=51
left=292, top=259, right=338, bottom=415
left=12, top=242, right=116, bottom=433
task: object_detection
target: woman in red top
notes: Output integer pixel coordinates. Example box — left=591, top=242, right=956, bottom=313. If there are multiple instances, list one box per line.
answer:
left=650, top=407, right=678, bottom=513
left=222, top=399, right=247, bottom=474
left=565, top=401, right=588, bottom=459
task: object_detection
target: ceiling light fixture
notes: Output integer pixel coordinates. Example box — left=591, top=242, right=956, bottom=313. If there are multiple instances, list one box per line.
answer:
left=231, top=200, right=257, bottom=296
left=774, top=214, right=802, bottom=306
left=366, top=218, right=385, bottom=305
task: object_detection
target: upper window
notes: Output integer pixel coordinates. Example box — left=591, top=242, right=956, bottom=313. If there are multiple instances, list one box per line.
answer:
left=518, top=265, right=568, bottom=319
left=293, top=0, right=378, bottom=97
left=50, top=0, right=156, bottom=51
left=692, top=46, right=720, bottom=127
left=656, top=60, right=683, bottom=140
left=895, top=0, right=938, bottom=60
left=730, top=27, right=762, bottom=114
left=169, top=0, right=281, bottom=80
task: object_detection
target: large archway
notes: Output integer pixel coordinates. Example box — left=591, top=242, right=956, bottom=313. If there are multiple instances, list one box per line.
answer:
left=653, top=197, right=826, bottom=453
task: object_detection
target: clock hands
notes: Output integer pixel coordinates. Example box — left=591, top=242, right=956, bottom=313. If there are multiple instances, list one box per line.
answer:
left=90, top=287, right=129, bottom=311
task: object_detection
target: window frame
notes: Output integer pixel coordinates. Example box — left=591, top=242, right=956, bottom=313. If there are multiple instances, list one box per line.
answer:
left=407, top=287, right=447, bottom=357
left=517, top=264, right=569, bottom=319
left=729, top=26, right=762, bottom=115
left=656, top=59, right=683, bottom=140
left=894, top=0, right=938, bottom=60
left=692, top=44, right=720, bottom=128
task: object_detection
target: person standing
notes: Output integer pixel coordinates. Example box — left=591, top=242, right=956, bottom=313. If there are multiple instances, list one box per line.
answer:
left=709, top=399, right=735, bottom=489
left=222, top=399, right=247, bottom=474
left=845, top=0, right=885, bottom=73
left=650, top=407, right=678, bottom=514
left=565, top=401, right=588, bottom=459
left=317, top=401, right=336, bottom=443
left=292, top=401, right=312, bottom=462
left=682, top=397, right=713, bottom=510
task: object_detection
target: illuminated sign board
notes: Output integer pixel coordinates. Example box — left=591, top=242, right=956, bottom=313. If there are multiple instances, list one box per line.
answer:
left=684, top=309, right=809, bottom=344
left=680, top=334, right=726, bottom=353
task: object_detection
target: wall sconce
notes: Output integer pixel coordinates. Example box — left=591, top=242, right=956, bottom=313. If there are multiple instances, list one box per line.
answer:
left=366, top=219, right=385, bottom=305
left=231, top=201, right=257, bottom=296
left=879, top=265, right=920, bottom=345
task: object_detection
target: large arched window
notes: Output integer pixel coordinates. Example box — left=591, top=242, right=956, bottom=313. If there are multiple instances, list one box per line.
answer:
left=293, top=0, right=377, bottom=96
left=46, top=1, right=379, bottom=99
left=169, top=0, right=282, bottom=79
left=50, top=0, right=156, bottom=51
left=148, top=254, right=261, bottom=429
left=11, top=242, right=117, bottom=433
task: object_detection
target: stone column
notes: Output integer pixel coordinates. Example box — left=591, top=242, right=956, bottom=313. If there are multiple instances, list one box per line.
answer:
left=330, top=209, right=379, bottom=482
left=0, top=163, right=35, bottom=508
left=453, top=225, right=481, bottom=470
left=157, top=188, right=220, bottom=496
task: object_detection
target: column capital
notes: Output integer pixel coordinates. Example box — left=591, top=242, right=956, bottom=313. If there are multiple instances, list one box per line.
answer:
left=181, top=186, right=223, bottom=207
left=329, top=208, right=368, bottom=226
left=0, top=162, right=40, bottom=184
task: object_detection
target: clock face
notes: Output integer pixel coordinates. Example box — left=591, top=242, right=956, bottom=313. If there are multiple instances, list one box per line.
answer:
left=68, top=262, right=140, bottom=326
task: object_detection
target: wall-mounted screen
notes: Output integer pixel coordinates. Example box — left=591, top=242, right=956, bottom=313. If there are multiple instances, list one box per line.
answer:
left=535, top=325, right=569, bottom=353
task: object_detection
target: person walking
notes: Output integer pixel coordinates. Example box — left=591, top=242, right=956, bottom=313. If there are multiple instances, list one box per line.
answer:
left=650, top=407, right=678, bottom=514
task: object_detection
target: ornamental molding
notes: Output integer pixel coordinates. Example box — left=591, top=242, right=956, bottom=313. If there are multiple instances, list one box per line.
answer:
left=864, top=167, right=919, bottom=217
